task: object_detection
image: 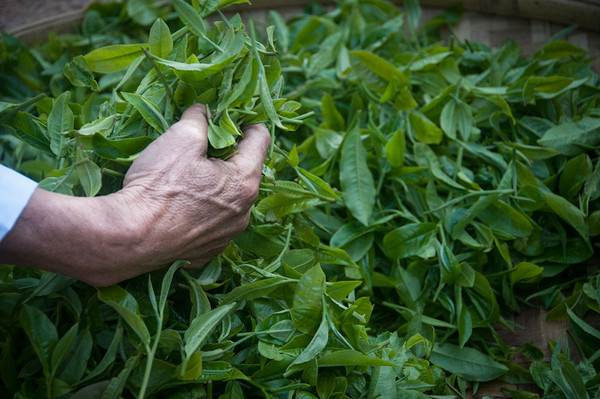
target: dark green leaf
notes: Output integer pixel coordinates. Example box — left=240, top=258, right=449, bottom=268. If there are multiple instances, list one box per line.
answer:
left=340, top=125, right=376, bottom=226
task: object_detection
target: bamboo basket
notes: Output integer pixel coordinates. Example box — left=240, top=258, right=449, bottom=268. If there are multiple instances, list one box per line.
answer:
left=2, top=1, right=600, bottom=398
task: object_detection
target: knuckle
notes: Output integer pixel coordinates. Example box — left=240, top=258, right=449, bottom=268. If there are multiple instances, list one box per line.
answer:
left=231, top=174, right=259, bottom=205
left=234, top=212, right=251, bottom=233
left=240, top=176, right=260, bottom=201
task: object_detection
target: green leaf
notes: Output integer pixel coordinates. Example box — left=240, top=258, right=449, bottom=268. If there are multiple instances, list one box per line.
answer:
left=477, top=201, right=533, bottom=238
left=318, top=350, right=396, bottom=367
left=383, top=223, right=437, bottom=259
left=7, top=112, right=52, bottom=154
left=321, top=93, right=345, bottom=131
left=127, top=0, right=159, bottom=25
left=537, top=40, right=587, bottom=60
left=294, top=265, right=326, bottom=309
left=92, top=134, right=152, bottom=160
left=590, top=210, right=600, bottom=237
left=458, top=307, right=472, bottom=348
left=48, top=91, right=74, bottom=157
left=20, top=305, right=58, bottom=376
left=545, top=192, right=588, bottom=240
left=510, top=262, right=543, bottom=285
left=98, top=286, right=151, bottom=346
left=218, top=56, right=257, bottom=112
left=559, top=154, right=592, bottom=198
left=250, top=22, right=286, bottom=130
left=404, top=0, right=422, bottom=33
left=410, top=112, right=443, bottom=144
left=566, top=306, right=600, bottom=349
left=340, top=125, right=376, bottom=226
left=78, top=116, right=116, bottom=136
left=173, top=0, right=209, bottom=37
left=440, top=98, right=473, bottom=141
left=50, top=323, right=79, bottom=377
left=63, top=56, right=99, bottom=91
left=84, top=44, right=146, bottom=74
left=430, top=343, right=508, bottom=382
left=297, top=167, right=342, bottom=201
left=385, top=129, right=405, bottom=168
left=121, top=92, right=169, bottom=133
left=184, top=303, right=236, bottom=360
left=546, top=358, right=589, bottom=399
left=58, top=330, right=93, bottom=385
left=75, top=157, right=102, bottom=197
left=538, top=117, right=600, bottom=156
left=148, top=18, right=173, bottom=58
left=159, top=30, right=245, bottom=81
left=81, top=325, right=123, bottom=383
left=219, top=277, right=291, bottom=304
left=349, top=50, right=408, bottom=86
left=268, top=11, right=289, bottom=52
left=525, top=76, right=587, bottom=99
left=288, top=305, right=329, bottom=368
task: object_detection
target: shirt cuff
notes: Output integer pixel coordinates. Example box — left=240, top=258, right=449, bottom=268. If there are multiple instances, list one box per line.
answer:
left=0, top=165, right=38, bottom=242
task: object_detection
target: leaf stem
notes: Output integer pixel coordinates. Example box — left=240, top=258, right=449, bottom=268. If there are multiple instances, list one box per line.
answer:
left=101, top=168, right=126, bottom=178
left=423, top=189, right=514, bottom=214
left=141, top=47, right=182, bottom=114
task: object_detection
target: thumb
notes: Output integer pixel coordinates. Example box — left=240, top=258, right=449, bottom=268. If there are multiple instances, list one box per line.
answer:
left=163, top=104, right=209, bottom=157
left=123, top=104, right=209, bottom=187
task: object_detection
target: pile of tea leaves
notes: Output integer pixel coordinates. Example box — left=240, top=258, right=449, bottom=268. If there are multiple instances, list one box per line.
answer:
left=0, top=0, right=599, bottom=398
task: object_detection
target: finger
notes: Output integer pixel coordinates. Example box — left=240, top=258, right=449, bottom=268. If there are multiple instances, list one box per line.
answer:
left=229, top=123, right=271, bottom=178
left=163, top=103, right=209, bottom=156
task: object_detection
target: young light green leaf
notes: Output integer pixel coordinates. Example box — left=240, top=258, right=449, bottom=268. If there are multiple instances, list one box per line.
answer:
left=385, top=129, right=405, bottom=168
left=75, top=157, right=102, bottom=197
left=63, top=55, right=99, bottom=91
left=318, top=350, right=396, bottom=367
left=250, top=21, right=286, bottom=130
left=410, top=112, right=443, bottom=144
left=48, top=91, right=74, bottom=157
left=127, top=0, right=160, bottom=25
left=219, top=277, right=291, bottom=304
left=149, top=18, right=173, bottom=58
left=321, top=93, right=345, bottom=131
left=121, top=92, right=169, bottom=133
left=349, top=50, right=408, bottom=86
left=157, top=30, right=245, bottom=81
left=84, top=44, right=146, bottom=73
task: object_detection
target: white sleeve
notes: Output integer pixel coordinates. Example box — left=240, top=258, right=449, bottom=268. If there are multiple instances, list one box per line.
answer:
left=0, top=164, right=38, bottom=242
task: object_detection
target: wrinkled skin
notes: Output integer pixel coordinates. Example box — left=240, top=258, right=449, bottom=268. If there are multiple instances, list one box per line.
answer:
left=0, top=104, right=270, bottom=286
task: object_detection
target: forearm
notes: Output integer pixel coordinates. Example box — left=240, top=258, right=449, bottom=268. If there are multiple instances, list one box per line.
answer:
left=0, top=188, right=142, bottom=286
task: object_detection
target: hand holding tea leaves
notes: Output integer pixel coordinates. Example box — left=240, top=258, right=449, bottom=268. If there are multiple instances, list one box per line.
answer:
left=0, top=104, right=270, bottom=286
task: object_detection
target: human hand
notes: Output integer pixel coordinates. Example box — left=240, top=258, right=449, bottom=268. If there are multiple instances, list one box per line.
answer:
left=0, top=104, right=270, bottom=286
left=116, top=104, right=271, bottom=277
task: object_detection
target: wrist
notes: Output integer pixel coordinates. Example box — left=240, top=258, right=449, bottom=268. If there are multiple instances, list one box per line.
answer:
left=0, top=188, right=147, bottom=286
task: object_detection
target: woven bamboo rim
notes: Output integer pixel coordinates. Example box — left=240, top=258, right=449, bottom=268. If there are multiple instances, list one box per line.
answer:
left=7, top=0, right=600, bottom=44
